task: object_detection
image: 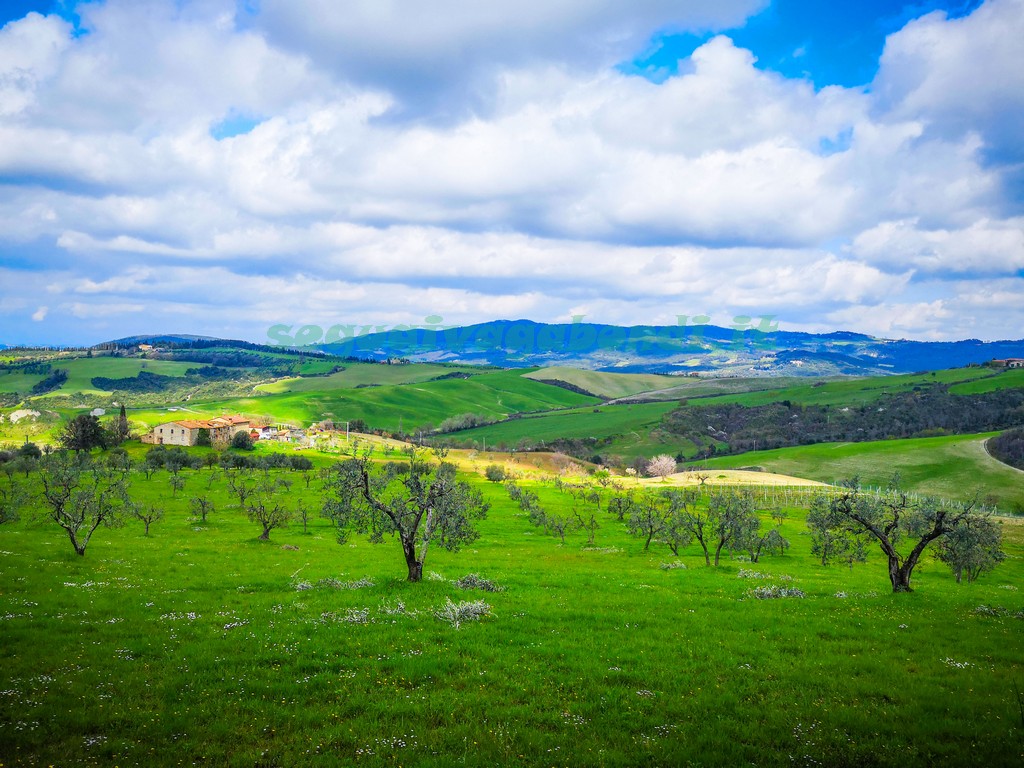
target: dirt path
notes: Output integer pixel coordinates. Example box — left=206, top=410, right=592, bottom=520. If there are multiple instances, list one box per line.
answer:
left=977, top=436, right=1024, bottom=476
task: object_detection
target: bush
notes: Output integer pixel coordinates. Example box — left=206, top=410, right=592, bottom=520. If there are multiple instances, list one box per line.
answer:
left=231, top=431, right=255, bottom=451
left=17, top=442, right=42, bottom=459
left=453, top=573, right=505, bottom=592
left=749, top=585, right=805, bottom=599
left=484, top=464, right=506, bottom=482
left=289, top=455, right=313, bottom=471
left=434, top=598, right=491, bottom=629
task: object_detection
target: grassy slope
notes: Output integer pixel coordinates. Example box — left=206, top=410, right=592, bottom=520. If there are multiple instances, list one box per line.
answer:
left=690, top=366, right=998, bottom=407
left=949, top=367, right=1024, bottom=394
left=697, top=432, right=1024, bottom=510
left=441, top=402, right=696, bottom=460
left=0, top=371, right=44, bottom=394
left=43, top=357, right=196, bottom=397
left=0, top=357, right=195, bottom=397
left=190, top=370, right=598, bottom=432
left=257, top=362, right=482, bottom=393
left=0, top=455, right=1021, bottom=766
left=523, top=367, right=812, bottom=401
left=522, top=367, right=682, bottom=398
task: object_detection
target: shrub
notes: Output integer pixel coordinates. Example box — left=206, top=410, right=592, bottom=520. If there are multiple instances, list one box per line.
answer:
left=484, top=464, right=506, bottom=482
left=453, top=573, right=505, bottom=592
left=17, top=442, right=42, bottom=459
left=434, top=598, right=492, bottom=629
left=749, top=585, right=805, bottom=599
left=231, top=431, right=255, bottom=451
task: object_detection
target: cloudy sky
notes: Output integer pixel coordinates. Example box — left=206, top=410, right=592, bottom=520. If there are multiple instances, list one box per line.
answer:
left=1, top=0, right=1022, bottom=346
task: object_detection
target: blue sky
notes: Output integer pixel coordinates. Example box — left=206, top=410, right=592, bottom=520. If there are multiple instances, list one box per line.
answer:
left=0, top=0, right=1021, bottom=345
left=623, top=0, right=986, bottom=87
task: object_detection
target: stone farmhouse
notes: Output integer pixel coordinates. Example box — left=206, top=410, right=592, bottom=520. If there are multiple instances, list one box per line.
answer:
left=142, top=414, right=251, bottom=447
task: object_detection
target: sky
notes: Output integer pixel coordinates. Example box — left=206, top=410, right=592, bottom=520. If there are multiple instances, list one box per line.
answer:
left=0, top=0, right=1022, bottom=346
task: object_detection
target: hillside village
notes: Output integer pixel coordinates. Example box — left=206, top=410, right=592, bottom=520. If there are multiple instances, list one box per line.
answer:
left=141, top=414, right=312, bottom=448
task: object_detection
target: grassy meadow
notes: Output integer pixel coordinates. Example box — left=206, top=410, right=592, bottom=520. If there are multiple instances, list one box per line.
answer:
left=1, top=444, right=1023, bottom=767
left=195, top=370, right=598, bottom=434
left=697, top=432, right=1024, bottom=512
left=256, top=363, right=484, bottom=393
left=522, top=368, right=812, bottom=401
left=441, top=402, right=689, bottom=460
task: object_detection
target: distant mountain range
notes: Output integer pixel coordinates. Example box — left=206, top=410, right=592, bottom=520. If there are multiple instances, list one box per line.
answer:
left=95, top=322, right=1024, bottom=377
left=107, top=334, right=222, bottom=345
left=311, top=319, right=1024, bottom=376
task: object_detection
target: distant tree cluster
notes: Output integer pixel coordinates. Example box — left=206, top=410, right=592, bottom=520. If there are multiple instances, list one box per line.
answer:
left=664, top=385, right=1024, bottom=457
left=91, top=367, right=242, bottom=393
left=435, top=413, right=498, bottom=434
left=29, top=368, right=68, bottom=395
left=989, top=428, right=1024, bottom=470
left=141, top=445, right=312, bottom=474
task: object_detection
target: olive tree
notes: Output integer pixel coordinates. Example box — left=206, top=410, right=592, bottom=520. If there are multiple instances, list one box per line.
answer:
left=244, top=478, right=293, bottom=541
left=625, top=492, right=668, bottom=551
left=827, top=478, right=995, bottom=592
left=934, top=513, right=1005, bottom=583
left=189, top=495, right=215, bottom=523
left=322, top=448, right=488, bottom=582
left=38, top=453, right=129, bottom=555
left=706, top=491, right=758, bottom=566
left=128, top=502, right=164, bottom=536
left=0, top=480, right=27, bottom=524
left=807, top=494, right=868, bottom=568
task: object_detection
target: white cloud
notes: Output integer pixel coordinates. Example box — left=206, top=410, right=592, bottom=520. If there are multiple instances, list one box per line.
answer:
left=67, top=301, right=145, bottom=319
left=850, top=218, right=1024, bottom=274
left=255, top=0, right=766, bottom=114
left=0, top=12, right=70, bottom=117
left=873, top=0, right=1024, bottom=161
left=31, top=305, right=48, bottom=321
left=0, top=0, right=1020, bottom=345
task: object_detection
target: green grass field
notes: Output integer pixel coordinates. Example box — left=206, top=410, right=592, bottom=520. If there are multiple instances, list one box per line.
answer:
left=40, top=357, right=196, bottom=397
left=197, top=370, right=598, bottom=433
left=949, top=367, right=1024, bottom=394
left=689, top=366, right=1000, bottom=407
left=0, top=370, right=45, bottom=394
left=523, top=367, right=813, bottom=401
left=257, top=363, right=483, bottom=393
left=0, top=450, right=1022, bottom=766
left=521, top=367, right=683, bottom=398
left=441, top=402, right=696, bottom=460
left=697, top=432, right=1024, bottom=511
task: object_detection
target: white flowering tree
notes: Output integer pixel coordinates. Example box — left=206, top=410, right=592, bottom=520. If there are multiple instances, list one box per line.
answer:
left=646, top=454, right=677, bottom=480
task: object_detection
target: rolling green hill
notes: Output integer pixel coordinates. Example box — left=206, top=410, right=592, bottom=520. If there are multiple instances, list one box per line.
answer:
left=696, top=432, right=1024, bottom=511
left=0, top=357, right=197, bottom=398
left=685, top=366, right=999, bottom=408
left=522, top=367, right=811, bottom=401
left=257, top=362, right=483, bottom=393
left=177, top=370, right=598, bottom=433
left=440, top=401, right=679, bottom=451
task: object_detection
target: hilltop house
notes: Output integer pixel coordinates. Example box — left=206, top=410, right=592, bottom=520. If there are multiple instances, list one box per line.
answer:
left=142, top=414, right=251, bottom=447
left=993, top=358, right=1024, bottom=369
